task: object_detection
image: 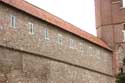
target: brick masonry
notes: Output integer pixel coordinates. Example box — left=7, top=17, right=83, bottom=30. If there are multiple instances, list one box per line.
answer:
left=95, top=0, right=125, bottom=74
left=0, top=2, right=115, bottom=83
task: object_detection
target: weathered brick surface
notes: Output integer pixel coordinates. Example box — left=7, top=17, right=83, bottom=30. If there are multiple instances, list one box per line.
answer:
left=97, top=25, right=114, bottom=48
left=95, top=0, right=125, bottom=74
left=0, top=3, right=114, bottom=83
left=95, top=0, right=125, bottom=45
left=95, top=0, right=112, bottom=27
left=114, top=24, right=124, bottom=43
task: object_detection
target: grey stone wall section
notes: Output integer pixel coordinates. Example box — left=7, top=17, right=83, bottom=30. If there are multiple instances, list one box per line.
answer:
left=0, top=3, right=113, bottom=75
left=0, top=46, right=115, bottom=83
left=0, top=3, right=115, bottom=83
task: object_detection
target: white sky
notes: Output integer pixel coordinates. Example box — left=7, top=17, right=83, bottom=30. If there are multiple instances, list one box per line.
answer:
left=25, top=0, right=125, bottom=36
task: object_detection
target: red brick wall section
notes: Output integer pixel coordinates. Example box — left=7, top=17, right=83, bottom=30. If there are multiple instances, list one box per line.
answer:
left=95, top=0, right=125, bottom=75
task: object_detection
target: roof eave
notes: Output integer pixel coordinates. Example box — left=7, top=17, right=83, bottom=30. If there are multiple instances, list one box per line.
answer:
left=0, top=0, right=112, bottom=52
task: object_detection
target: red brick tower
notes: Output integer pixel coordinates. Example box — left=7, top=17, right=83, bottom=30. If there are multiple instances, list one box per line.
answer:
left=95, top=0, right=125, bottom=75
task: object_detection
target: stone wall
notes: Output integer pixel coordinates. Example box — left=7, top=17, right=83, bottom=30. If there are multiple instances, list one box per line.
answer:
left=0, top=46, right=115, bottom=83
left=0, top=3, right=114, bottom=83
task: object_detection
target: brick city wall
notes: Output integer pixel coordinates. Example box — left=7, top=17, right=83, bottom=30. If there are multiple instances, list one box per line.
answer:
left=0, top=3, right=114, bottom=83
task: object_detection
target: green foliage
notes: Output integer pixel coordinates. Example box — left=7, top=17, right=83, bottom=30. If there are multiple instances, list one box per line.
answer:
left=116, top=73, right=125, bottom=83
left=116, top=58, right=125, bottom=83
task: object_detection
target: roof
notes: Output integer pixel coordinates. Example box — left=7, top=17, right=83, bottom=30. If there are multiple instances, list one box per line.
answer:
left=0, top=0, right=112, bottom=51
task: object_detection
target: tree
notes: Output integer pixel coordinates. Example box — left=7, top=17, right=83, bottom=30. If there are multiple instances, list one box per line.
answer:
left=116, top=72, right=125, bottom=83
left=116, top=58, right=125, bottom=83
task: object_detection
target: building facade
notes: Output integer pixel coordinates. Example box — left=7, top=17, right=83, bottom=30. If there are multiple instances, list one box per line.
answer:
left=95, top=0, right=125, bottom=74
left=0, top=0, right=124, bottom=83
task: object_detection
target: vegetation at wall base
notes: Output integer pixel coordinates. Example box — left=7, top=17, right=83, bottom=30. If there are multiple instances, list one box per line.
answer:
left=116, top=72, right=125, bottom=83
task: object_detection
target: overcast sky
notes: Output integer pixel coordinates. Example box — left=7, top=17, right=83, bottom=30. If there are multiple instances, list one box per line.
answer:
left=25, top=0, right=125, bottom=36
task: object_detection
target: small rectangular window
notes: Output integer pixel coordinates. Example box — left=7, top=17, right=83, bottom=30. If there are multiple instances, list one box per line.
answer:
left=123, top=31, right=125, bottom=42
left=28, top=22, right=34, bottom=35
left=44, top=28, right=49, bottom=40
left=69, top=39, right=74, bottom=48
left=123, top=24, right=125, bottom=42
left=123, top=0, right=125, bottom=7
left=57, top=34, right=63, bottom=45
left=10, top=15, right=16, bottom=28
left=79, top=43, right=83, bottom=51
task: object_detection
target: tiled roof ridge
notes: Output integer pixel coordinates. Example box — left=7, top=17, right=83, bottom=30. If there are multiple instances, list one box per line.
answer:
left=0, top=0, right=112, bottom=51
